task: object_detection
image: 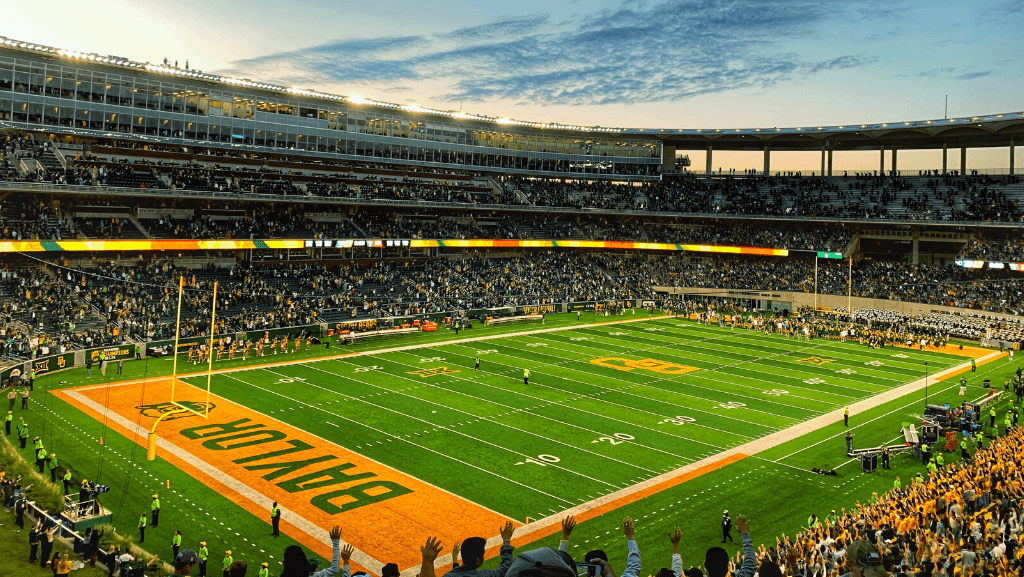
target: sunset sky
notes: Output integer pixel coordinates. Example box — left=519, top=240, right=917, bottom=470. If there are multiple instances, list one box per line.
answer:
left=4, top=0, right=1022, bottom=171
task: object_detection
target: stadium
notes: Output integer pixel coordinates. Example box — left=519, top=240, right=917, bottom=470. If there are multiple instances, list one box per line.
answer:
left=1, top=7, right=1024, bottom=577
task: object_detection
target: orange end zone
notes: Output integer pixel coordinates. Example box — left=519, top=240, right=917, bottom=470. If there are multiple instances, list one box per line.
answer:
left=494, top=453, right=747, bottom=556
left=56, top=379, right=512, bottom=573
left=935, top=350, right=1008, bottom=381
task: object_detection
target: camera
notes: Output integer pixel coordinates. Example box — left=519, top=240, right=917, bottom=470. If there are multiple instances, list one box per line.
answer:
left=577, top=563, right=602, bottom=577
left=95, top=485, right=111, bottom=494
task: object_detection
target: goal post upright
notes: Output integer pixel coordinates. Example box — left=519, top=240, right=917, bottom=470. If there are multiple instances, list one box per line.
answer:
left=170, top=275, right=184, bottom=403
left=204, top=281, right=217, bottom=417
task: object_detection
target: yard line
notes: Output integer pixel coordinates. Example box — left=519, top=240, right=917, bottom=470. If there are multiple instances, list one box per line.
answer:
left=318, top=359, right=699, bottom=462
left=360, top=349, right=737, bottom=450
left=494, top=336, right=803, bottom=426
left=654, top=322, right=962, bottom=373
left=516, top=335, right=838, bottom=413
left=426, top=343, right=769, bottom=437
left=293, top=362, right=666, bottom=475
left=614, top=328, right=907, bottom=386
left=216, top=371, right=576, bottom=506
left=258, top=367, right=624, bottom=490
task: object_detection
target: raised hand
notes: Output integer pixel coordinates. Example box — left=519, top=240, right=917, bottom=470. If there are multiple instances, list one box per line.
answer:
left=341, top=544, right=354, bottom=563
left=622, top=517, right=635, bottom=540
left=421, top=537, right=443, bottom=563
left=562, top=516, right=577, bottom=540
left=736, top=514, right=749, bottom=534
left=329, top=526, right=342, bottom=540
left=500, top=521, right=515, bottom=542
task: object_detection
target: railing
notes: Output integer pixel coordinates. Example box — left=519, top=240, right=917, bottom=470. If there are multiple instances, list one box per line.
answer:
left=1, top=181, right=1022, bottom=228
left=51, top=146, right=69, bottom=170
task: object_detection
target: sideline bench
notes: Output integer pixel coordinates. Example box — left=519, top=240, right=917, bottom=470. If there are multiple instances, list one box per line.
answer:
left=485, top=314, right=543, bottom=326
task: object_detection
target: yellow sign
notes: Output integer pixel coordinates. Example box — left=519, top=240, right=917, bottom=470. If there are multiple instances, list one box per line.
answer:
left=798, top=356, right=836, bottom=366
left=590, top=357, right=698, bottom=375
left=406, top=367, right=460, bottom=378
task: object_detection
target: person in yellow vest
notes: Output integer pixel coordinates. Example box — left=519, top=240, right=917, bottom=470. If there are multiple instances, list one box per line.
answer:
left=62, top=470, right=72, bottom=495
left=524, top=368, right=530, bottom=385
left=258, top=562, right=269, bottom=577
left=138, top=512, right=147, bottom=543
left=5, top=410, right=11, bottom=435
left=270, top=501, right=281, bottom=537
left=47, top=453, right=59, bottom=482
left=36, top=446, right=47, bottom=473
left=221, top=550, right=233, bottom=577
left=151, top=494, right=161, bottom=527
left=172, top=530, right=182, bottom=560
left=99, top=352, right=107, bottom=376
left=197, top=542, right=209, bottom=577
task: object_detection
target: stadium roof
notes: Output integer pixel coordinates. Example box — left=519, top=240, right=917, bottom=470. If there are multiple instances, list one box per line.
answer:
left=2, top=35, right=1023, bottom=151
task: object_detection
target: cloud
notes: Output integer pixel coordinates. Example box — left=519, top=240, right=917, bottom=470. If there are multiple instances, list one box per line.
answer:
left=217, top=0, right=895, bottom=106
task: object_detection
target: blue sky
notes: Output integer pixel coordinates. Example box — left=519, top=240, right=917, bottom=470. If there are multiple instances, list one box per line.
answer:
left=5, top=0, right=1023, bottom=170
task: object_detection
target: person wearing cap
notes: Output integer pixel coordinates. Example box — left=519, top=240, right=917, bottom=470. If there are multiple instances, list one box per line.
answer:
left=257, top=562, right=269, bottom=577
left=152, top=494, right=161, bottom=527
left=5, top=410, right=11, bottom=435
left=139, top=512, right=148, bottom=543
left=6, top=386, right=15, bottom=411
left=705, top=515, right=755, bottom=577
left=20, top=386, right=29, bottom=409
left=197, top=542, right=209, bottom=577
left=47, top=452, right=59, bottom=482
left=173, top=530, right=183, bottom=560
left=18, top=419, right=29, bottom=448
left=36, top=445, right=47, bottom=473
left=721, top=510, right=733, bottom=543
left=62, top=470, right=72, bottom=495
left=270, top=501, right=281, bottom=537
left=221, top=550, right=234, bottom=577
left=172, top=549, right=199, bottom=576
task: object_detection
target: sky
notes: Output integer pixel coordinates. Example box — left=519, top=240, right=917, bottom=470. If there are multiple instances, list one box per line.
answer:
left=3, top=0, right=1023, bottom=171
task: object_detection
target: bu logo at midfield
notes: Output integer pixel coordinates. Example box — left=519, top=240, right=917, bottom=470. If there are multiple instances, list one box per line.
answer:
left=590, top=357, right=698, bottom=375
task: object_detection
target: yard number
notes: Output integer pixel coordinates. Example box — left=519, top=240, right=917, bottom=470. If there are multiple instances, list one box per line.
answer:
left=593, top=433, right=635, bottom=445
left=718, top=401, right=746, bottom=410
left=660, top=415, right=696, bottom=426
left=275, top=376, right=306, bottom=384
left=515, top=454, right=560, bottom=466
left=763, top=389, right=789, bottom=396
left=353, top=365, right=382, bottom=373
left=419, top=356, right=446, bottom=363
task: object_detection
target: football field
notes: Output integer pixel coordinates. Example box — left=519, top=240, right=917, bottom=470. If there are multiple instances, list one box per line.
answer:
left=50, top=314, right=985, bottom=572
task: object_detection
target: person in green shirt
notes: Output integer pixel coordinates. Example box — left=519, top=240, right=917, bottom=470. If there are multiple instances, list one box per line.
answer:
left=36, top=446, right=47, bottom=473
left=258, top=562, right=269, bottom=577
left=18, top=420, right=28, bottom=448
left=135, top=343, right=142, bottom=361
left=270, top=502, right=281, bottom=537
left=139, top=513, right=147, bottom=543
left=893, top=476, right=902, bottom=491
left=34, top=435, right=43, bottom=450
left=197, top=542, right=209, bottom=577
left=977, top=430, right=986, bottom=450
left=5, top=410, right=11, bottom=435
left=62, top=470, right=72, bottom=495
left=151, top=494, right=161, bottom=527
left=935, top=452, right=945, bottom=468
left=221, top=550, right=233, bottom=577
left=172, top=530, right=182, bottom=560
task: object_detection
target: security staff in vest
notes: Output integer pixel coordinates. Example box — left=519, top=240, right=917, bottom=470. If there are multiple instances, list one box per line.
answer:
left=18, top=419, right=28, bottom=447
left=62, top=470, right=72, bottom=495
left=47, top=453, right=59, bottom=482
left=138, top=512, right=147, bottom=543
left=151, top=494, right=161, bottom=527
left=721, top=509, right=733, bottom=543
left=36, top=445, right=47, bottom=473
left=5, top=410, right=11, bottom=435
left=922, top=442, right=932, bottom=465
left=270, top=502, right=281, bottom=537
left=172, top=530, right=182, bottom=560
left=961, top=436, right=970, bottom=461
left=880, top=443, right=890, bottom=469
left=991, top=406, right=997, bottom=428
left=197, top=542, right=209, bottom=577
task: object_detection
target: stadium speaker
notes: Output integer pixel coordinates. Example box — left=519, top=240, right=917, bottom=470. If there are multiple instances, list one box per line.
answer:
left=861, top=454, right=877, bottom=473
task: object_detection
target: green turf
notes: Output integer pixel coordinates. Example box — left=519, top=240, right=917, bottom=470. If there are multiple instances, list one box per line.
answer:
left=10, top=310, right=1013, bottom=573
